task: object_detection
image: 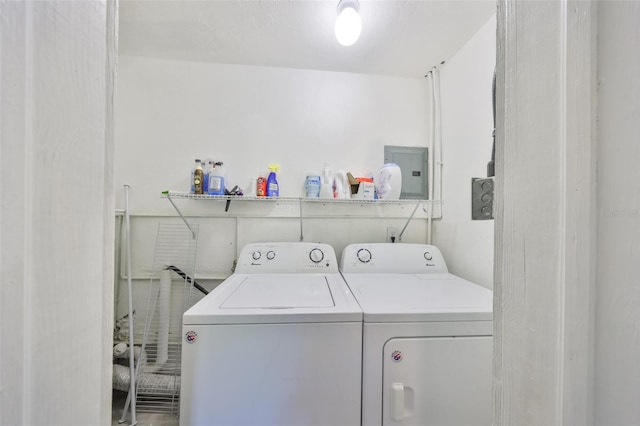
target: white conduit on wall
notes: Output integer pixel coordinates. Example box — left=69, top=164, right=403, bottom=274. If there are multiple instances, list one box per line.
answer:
left=156, top=269, right=171, bottom=365
left=427, top=69, right=436, bottom=244
left=123, top=185, right=137, bottom=425
left=434, top=68, right=444, bottom=204
left=426, top=67, right=444, bottom=245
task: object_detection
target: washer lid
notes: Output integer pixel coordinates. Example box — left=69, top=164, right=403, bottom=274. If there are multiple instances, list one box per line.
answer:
left=220, top=275, right=334, bottom=309
left=184, top=273, right=362, bottom=324
left=341, top=273, right=493, bottom=322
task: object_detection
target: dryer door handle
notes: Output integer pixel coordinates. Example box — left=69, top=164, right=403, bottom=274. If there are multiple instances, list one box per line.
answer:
left=391, top=382, right=405, bottom=421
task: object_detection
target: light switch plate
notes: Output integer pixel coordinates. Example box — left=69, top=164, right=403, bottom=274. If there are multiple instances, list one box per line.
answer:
left=471, top=177, right=494, bottom=220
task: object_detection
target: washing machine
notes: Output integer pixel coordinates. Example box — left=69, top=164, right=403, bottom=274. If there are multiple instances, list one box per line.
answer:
left=180, top=242, right=362, bottom=426
left=340, top=243, right=493, bottom=426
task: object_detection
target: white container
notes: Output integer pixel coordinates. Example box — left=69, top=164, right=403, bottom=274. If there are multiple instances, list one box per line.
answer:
left=319, top=164, right=334, bottom=199
left=376, top=163, right=402, bottom=199
left=305, top=175, right=321, bottom=198
left=245, top=178, right=257, bottom=197
left=333, top=171, right=351, bottom=199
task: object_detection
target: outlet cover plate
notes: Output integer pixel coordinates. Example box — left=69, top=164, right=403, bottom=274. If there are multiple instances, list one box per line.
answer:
left=386, top=227, right=398, bottom=243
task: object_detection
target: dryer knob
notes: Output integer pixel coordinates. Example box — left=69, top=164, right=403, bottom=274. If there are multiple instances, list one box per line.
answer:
left=357, top=248, right=372, bottom=263
left=252, top=251, right=262, bottom=260
left=424, top=252, right=433, bottom=261
left=266, top=251, right=276, bottom=260
left=309, top=248, right=324, bottom=263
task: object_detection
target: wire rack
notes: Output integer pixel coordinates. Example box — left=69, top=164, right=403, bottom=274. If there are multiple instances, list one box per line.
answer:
left=135, top=222, right=200, bottom=415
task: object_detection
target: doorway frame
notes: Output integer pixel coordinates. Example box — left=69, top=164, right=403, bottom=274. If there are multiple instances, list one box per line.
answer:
left=493, top=0, right=597, bottom=424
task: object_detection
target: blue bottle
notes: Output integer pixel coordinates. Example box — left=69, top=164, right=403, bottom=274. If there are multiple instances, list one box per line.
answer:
left=203, top=160, right=212, bottom=194
left=266, top=164, right=280, bottom=197
left=207, top=162, right=226, bottom=195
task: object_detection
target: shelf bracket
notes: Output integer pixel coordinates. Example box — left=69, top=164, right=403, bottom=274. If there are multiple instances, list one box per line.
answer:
left=398, top=202, right=422, bottom=242
left=166, top=193, right=197, bottom=239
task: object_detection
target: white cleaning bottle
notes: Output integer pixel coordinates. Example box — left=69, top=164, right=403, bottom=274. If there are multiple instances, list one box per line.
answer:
left=333, top=171, right=350, bottom=199
left=377, top=163, right=402, bottom=199
left=319, top=164, right=333, bottom=199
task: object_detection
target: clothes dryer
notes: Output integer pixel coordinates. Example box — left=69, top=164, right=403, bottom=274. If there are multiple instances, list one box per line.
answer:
left=180, top=242, right=362, bottom=426
left=340, top=243, right=493, bottom=426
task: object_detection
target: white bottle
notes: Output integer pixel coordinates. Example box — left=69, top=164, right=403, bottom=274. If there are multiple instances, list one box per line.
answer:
left=245, top=178, right=257, bottom=197
left=319, top=164, right=334, bottom=199
left=377, top=163, right=402, bottom=199
left=333, top=171, right=350, bottom=199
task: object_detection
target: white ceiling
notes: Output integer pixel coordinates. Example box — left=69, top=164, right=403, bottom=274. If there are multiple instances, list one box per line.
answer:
left=119, top=0, right=496, bottom=78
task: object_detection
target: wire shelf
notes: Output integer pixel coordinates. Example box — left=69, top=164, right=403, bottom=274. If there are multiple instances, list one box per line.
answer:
left=134, top=223, right=200, bottom=415
left=162, top=190, right=442, bottom=205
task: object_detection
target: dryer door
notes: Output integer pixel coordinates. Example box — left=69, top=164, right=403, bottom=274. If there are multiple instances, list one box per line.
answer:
left=382, top=336, right=492, bottom=426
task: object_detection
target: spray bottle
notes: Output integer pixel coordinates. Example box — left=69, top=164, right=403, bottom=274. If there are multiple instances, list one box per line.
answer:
left=266, top=164, right=280, bottom=197
left=208, top=162, right=225, bottom=195
left=203, top=160, right=213, bottom=194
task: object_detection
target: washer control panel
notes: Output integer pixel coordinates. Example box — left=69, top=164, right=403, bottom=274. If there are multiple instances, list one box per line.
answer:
left=237, top=243, right=338, bottom=273
left=340, top=243, right=449, bottom=273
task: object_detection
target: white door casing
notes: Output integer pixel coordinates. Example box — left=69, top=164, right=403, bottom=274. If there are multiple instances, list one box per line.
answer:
left=494, top=1, right=596, bottom=425
left=0, top=1, right=117, bottom=424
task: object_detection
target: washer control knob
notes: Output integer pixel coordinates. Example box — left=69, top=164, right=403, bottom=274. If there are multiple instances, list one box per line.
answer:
left=309, top=248, right=324, bottom=263
left=266, top=251, right=276, bottom=260
left=424, top=252, right=433, bottom=261
left=357, top=248, right=372, bottom=263
left=252, top=251, right=261, bottom=260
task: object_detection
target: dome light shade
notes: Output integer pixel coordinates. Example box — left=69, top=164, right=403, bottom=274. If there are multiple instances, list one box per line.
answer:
left=335, top=0, right=361, bottom=46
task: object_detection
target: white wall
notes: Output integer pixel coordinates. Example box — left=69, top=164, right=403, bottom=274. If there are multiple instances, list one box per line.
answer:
left=595, top=2, right=640, bottom=423
left=433, top=15, right=496, bottom=288
left=115, top=56, right=430, bottom=211
left=0, top=1, right=116, bottom=424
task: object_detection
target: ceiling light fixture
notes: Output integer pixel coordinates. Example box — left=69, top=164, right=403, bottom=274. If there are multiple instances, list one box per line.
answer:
left=335, top=0, right=362, bottom=47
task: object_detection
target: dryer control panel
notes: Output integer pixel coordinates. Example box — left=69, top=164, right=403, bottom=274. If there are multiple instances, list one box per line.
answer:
left=236, top=242, right=338, bottom=273
left=340, top=243, right=449, bottom=273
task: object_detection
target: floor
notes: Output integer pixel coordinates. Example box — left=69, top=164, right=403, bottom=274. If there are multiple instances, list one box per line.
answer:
left=112, top=391, right=179, bottom=426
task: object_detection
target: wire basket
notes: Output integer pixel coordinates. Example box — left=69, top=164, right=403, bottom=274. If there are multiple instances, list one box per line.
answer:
left=135, top=222, right=200, bottom=415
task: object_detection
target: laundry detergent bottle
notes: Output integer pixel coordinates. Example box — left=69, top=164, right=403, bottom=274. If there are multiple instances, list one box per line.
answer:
left=319, top=163, right=334, bottom=199
left=266, top=164, right=280, bottom=197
